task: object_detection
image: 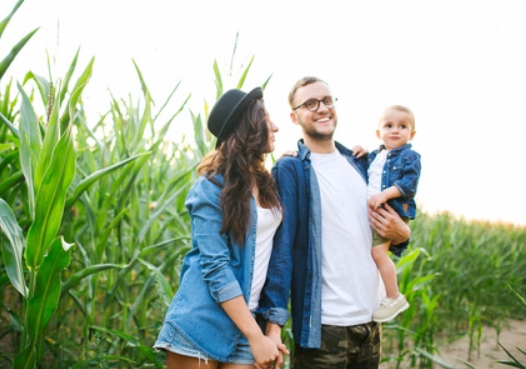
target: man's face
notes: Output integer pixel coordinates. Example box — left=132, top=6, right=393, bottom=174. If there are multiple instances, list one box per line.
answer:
left=290, top=81, right=337, bottom=141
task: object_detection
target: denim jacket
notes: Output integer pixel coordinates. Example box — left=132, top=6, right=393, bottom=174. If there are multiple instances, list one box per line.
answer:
left=260, top=140, right=409, bottom=349
left=157, top=174, right=289, bottom=362
left=368, top=143, right=421, bottom=219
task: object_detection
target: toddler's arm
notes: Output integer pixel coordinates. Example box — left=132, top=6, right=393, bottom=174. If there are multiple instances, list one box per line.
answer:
left=368, top=186, right=402, bottom=210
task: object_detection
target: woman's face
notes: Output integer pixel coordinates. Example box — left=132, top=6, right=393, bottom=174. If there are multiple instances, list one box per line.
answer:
left=265, top=114, right=279, bottom=153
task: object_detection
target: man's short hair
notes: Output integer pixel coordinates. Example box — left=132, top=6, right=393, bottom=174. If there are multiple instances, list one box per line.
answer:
left=288, top=76, right=328, bottom=108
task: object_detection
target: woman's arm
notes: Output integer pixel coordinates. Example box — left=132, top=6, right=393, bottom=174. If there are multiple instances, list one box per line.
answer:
left=221, top=297, right=288, bottom=368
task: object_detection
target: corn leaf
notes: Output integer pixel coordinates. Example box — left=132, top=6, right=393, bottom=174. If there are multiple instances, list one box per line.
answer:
left=0, top=111, right=19, bottom=138
left=0, top=28, right=39, bottom=81
left=65, top=152, right=150, bottom=209
left=213, top=59, right=223, bottom=99
left=26, top=237, right=72, bottom=344
left=236, top=54, right=254, bottom=89
left=0, top=198, right=28, bottom=297
left=0, top=0, right=24, bottom=37
left=13, top=345, right=36, bottom=369
left=25, top=127, right=75, bottom=270
left=17, top=82, right=40, bottom=220
left=34, top=84, right=60, bottom=194
left=0, top=170, right=24, bottom=196
left=23, top=72, right=51, bottom=109
left=59, top=57, right=94, bottom=130
left=59, top=47, right=80, bottom=105
left=61, top=263, right=128, bottom=297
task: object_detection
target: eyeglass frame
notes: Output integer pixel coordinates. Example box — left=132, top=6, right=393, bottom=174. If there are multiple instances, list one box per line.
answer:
left=292, top=96, right=338, bottom=111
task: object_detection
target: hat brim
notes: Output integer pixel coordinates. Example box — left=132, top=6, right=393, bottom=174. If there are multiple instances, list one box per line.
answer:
left=215, top=87, right=263, bottom=148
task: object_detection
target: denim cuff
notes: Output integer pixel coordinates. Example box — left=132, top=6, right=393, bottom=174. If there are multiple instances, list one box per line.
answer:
left=214, top=281, right=243, bottom=303
left=260, top=307, right=290, bottom=326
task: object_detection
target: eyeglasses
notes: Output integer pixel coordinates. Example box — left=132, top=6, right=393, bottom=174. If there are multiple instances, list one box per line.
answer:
left=293, top=96, right=337, bottom=111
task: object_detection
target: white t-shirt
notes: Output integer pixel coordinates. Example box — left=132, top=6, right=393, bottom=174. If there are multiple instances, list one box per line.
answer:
left=367, top=149, right=388, bottom=199
left=248, top=206, right=282, bottom=311
left=310, top=151, right=382, bottom=326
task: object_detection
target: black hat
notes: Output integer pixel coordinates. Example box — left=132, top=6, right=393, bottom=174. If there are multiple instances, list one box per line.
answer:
left=208, top=87, right=263, bottom=148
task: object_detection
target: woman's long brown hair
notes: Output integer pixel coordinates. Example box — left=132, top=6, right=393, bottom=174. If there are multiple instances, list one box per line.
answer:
left=197, top=99, right=281, bottom=244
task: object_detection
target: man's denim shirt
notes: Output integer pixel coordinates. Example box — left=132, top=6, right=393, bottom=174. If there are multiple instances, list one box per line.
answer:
left=368, top=143, right=421, bottom=220
left=260, top=140, right=409, bottom=349
left=156, top=175, right=289, bottom=361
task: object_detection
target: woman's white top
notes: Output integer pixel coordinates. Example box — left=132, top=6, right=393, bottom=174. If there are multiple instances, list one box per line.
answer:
left=248, top=206, right=282, bottom=311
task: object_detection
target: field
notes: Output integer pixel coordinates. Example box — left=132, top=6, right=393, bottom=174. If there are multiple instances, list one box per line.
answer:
left=1, top=2, right=525, bottom=368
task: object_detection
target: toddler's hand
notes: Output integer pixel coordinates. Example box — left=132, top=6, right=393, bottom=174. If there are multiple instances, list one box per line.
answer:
left=368, top=193, right=387, bottom=210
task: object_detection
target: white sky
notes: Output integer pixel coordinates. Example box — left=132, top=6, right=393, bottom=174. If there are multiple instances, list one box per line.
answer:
left=2, top=0, right=526, bottom=226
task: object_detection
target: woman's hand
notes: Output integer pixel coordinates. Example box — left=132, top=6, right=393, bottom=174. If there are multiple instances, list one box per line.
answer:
left=249, top=333, right=282, bottom=369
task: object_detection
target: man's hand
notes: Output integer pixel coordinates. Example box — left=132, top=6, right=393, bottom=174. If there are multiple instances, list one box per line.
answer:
left=352, top=145, right=368, bottom=158
left=369, top=203, right=410, bottom=245
left=262, top=323, right=289, bottom=369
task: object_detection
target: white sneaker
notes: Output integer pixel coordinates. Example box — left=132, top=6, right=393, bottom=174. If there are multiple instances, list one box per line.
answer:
left=372, top=294, right=409, bottom=322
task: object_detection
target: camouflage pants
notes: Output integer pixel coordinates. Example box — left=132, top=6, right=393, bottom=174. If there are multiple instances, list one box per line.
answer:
left=293, top=322, right=381, bottom=369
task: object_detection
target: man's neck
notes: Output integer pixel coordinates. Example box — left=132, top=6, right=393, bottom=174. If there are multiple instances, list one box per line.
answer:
left=303, top=136, right=337, bottom=154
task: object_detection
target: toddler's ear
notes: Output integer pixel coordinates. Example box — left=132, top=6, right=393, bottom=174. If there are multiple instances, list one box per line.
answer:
left=410, top=131, right=416, bottom=140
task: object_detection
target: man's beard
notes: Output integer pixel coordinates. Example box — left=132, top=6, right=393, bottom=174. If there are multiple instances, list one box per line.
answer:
left=303, top=126, right=334, bottom=141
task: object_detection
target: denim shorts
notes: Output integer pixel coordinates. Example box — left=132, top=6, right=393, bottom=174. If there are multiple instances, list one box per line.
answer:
left=153, top=322, right=254, bottom=365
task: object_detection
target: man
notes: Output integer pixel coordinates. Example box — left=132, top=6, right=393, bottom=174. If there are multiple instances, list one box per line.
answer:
left=260, top=76, right=410, bottom=368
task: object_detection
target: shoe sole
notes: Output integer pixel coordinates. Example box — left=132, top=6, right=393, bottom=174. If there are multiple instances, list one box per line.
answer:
left=372, top=302, right=410, bottom=323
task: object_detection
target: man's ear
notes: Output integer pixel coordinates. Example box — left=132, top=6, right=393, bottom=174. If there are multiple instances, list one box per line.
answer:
left=290, top=111, right=299, bottom=125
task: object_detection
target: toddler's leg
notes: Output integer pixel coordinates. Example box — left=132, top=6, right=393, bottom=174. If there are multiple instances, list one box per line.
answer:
left=371, top=241, right=399, bottom=299
left=371, top=242, right=409, bottom=322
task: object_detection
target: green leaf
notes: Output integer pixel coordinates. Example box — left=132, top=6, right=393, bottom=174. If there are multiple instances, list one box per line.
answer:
left=0, top=22, right=38, bottom=81
left=0, top=170, right=24, bottom=197
left=0, top=111, right=19, bottom=138
left=25, top=127, right=75, bottom=270
left=59, top=47, right=80, bottom=105
left=61, top=263, right=128, bottom=297
left=236, top=54, right=254, bottom=89
left=65, top=152, right=150, bottom=209
left=34, top=83, right=60, bottom=194
left=138, top=258, right=173, bottom=301
left=213, top=59, right=223, bottom=99
left=17, top=82, right=40, bottom=220
left=0, top=199, right=28, bottom=297
left=0, top=0, right=24, bottom=37
left=90, top=325, right=140, bottom=346
left=60, top=57, right=94, bottom=130
left=13, top=344, right=36, bottom=369
left=26, top=237, right=72, bottom=344
left=23, top=72, right=51, bottom=109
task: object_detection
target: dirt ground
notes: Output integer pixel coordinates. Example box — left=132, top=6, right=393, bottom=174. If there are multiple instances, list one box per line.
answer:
left=381, top=319, right=526, bottom=369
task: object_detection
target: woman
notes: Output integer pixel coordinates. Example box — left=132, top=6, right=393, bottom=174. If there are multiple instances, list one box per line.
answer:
left=154, top=87, right=289, bottom=369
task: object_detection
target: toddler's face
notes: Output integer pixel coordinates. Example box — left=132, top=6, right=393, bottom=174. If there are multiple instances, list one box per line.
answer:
left=376, top=108, right=416, bottom=150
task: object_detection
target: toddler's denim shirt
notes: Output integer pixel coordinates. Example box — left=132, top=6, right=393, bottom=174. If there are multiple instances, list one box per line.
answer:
left=368, top=143, right=421, bottom=219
